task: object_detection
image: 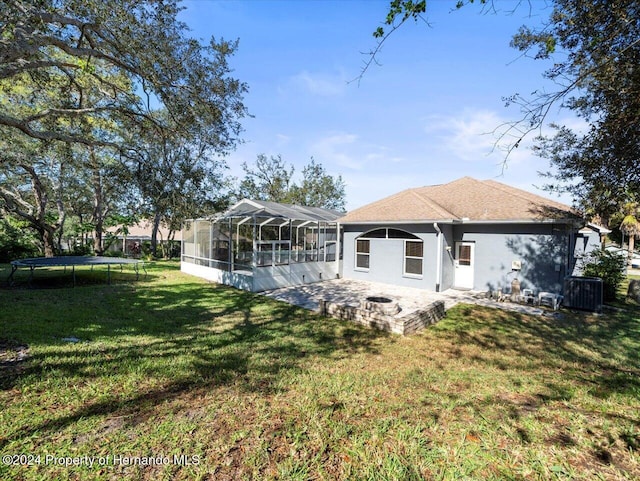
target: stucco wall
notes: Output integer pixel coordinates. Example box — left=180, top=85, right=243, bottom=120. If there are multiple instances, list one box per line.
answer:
left=439, top=223, right=455, bottom=291
left=342, top=222, right=575, bottom=295
left=452, top=223, right=571, bottom=293
left=342, top=224, right=439, bottom=290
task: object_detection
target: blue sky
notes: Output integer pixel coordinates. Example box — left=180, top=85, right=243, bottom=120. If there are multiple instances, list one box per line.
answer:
left=179, top=0, right=576, bottom=210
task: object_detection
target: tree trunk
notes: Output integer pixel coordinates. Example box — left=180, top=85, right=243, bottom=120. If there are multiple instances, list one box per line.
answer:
left=151, top=211, right=161, bottom=258
left=22, top=163, right=60, bottom=257
left=54, top=163, right=66, bottom=254
left=167, top=230, right=175, bottom=259
left=629, top=235, right=636, bottom=266
left=90, top=148, right=104, bottom=256
left=42, top=226, right=56, bottom=257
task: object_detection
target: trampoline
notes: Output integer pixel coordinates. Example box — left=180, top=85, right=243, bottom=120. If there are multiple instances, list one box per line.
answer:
left=7, top=256, right=146, bottom=287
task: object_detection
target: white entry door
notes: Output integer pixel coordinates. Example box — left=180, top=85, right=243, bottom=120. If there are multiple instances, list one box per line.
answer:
left=454, top=242, right=475, bottom=289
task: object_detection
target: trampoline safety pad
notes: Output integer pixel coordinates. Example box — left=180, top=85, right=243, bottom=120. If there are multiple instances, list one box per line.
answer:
left=8, top=256, right=146, bottom=287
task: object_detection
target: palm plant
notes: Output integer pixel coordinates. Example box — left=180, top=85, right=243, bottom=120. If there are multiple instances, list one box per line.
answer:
left=620, top=198, right=640, bottom=265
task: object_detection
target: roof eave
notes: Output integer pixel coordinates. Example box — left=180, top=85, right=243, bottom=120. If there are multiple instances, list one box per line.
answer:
left=458, top=218, right=580, bottom=224
left=339, top=217, right=580, bottom=225
left=339, top=219, right=457, bottom=225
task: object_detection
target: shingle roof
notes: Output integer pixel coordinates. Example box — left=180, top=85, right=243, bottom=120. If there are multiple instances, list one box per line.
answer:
left=339, top=177, right=578, bottom=224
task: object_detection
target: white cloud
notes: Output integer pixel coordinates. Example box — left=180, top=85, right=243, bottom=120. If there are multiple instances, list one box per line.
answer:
left=311, top=132, right=362, bottom=169
left=424, top=110, right=506, bottom=163
left=276, top=133, right=291, bottom=146
left=289, top=70, right=346, bottom=97
left=310, top=133, right=404, bottom=173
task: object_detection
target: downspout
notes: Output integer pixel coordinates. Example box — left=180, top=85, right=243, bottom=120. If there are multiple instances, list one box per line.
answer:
left=336, top=221, right=342, bottom=279
left=433, top=222, right=442, bottom=292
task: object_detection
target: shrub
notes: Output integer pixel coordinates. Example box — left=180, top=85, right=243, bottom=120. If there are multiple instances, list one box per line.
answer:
left=0, top=217, right=40, bottom=262
left=582, top=249, right=626, bottom=301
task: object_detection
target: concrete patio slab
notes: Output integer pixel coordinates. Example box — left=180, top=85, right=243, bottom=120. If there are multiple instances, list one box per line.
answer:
left=261, top=278, right=548, bottom=318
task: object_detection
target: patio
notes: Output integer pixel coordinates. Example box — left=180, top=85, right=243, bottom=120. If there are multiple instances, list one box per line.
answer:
left=262, top=278, right=549, bottom=318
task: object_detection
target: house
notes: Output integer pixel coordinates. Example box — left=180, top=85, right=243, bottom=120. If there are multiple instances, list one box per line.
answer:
left=181, top=199, right=342, bottom=291
left=339, top=177, right=590, bottom=295
left=181, top=177, right=601, bottom=297
left=106, top=221, right=182, bottom=257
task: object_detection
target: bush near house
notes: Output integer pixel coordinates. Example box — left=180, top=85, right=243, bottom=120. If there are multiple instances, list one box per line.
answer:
left=582, top=248, right=627, bottom=301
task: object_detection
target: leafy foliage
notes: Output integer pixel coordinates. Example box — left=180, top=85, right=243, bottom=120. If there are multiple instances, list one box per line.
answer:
left=291, top=158, right=346, bottom=211
left=0, top=0, right=247, bottom=256
left=0, top=0, right=247, bottom=149
left=238, top=154, right=294, bottom=204
left=132, top=110, right=233, bottom=256
left=619, top=198, right=640, bottom=261
left=237, top=155, right=346, bottom=211
left=582, top=248, right=626, bottom=301
left=0, top=214, right=39, bottom=262
left=512, top=0, right=640, bottom=219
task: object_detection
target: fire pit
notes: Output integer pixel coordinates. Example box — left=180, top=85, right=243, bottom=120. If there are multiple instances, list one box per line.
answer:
left=360, top=296, right=401, bottom=316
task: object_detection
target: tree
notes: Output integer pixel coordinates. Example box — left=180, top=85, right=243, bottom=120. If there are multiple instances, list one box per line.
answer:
left=374, top=0, right=639, bottom=221
left=237, top=154, right=294, bottom=203
left=619, top=198, right=640, bottom=264
left=513, top=0, right=640, bottom=219
left=290, top=158, right=346, bottom=211
left=0, top=129, right=68, bottom=256
left=1, top=0, right=247, bottom=152
left=237, top=155, right=346, bottom=210
left=1, top=0, right=247, bottom=256
left=0, top=60, right=133, bottom=256
left=133, top=111, right=232, bottom=257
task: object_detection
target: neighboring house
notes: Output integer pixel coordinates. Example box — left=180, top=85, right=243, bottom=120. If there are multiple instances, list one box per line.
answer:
left=571, top=223, right=611, bottom=275
left=339, top=177, right=593, bottom=295
left=605, top=245, right=640, bottom=268
left=181, top=199, right=342, bottom=291
left=106, top=221, right=182, bottom=257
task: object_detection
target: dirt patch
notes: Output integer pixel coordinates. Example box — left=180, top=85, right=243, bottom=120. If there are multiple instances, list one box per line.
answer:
left=0, top=338, right=29, bottom=389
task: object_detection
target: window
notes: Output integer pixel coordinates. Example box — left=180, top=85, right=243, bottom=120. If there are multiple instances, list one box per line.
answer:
left=458, top=244, right=472, bottom=266
left=356, top=239, right=370, bottom=269
left=404, top=240, right=423, bottom=276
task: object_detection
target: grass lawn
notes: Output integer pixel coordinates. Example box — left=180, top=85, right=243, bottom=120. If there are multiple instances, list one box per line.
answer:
left=0, top=261, right=639, bottom=480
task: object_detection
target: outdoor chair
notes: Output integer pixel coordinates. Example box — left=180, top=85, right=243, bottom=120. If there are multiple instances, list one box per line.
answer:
left=518, top=289, right=535, bottom=304
left=538, top=291, right=563, bottom=310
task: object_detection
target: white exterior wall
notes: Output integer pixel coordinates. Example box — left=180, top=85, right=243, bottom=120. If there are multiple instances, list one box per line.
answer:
left=181, top=262, right=254, bottom=291
left=181, top=259, right=339, bottom=292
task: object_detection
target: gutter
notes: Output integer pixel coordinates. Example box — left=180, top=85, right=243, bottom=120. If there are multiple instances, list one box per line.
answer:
left=339, top=218, right=579, bottom=225
left=339, top=219, right=457, bottom=225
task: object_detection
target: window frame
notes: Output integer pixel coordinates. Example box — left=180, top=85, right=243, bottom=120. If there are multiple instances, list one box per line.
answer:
left=403, top=239, right=424, bottom=278
left=355, top=238, right=370, bottom=271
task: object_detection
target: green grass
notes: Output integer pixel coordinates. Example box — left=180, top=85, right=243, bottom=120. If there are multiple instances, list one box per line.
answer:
left=1, top=261, right=639, bottom=480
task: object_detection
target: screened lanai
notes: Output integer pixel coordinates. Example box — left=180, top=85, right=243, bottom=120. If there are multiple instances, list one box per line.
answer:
left=181, top=199, right=342, bottom=291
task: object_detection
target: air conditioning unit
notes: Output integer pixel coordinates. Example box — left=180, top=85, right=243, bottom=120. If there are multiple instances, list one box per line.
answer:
left=563, top=276, right=603, bottom=312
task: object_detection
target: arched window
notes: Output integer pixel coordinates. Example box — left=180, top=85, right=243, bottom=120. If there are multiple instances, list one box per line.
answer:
left=360, top=228, right=420, bottom=240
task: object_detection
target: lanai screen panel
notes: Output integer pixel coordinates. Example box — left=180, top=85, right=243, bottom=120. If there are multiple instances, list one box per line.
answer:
left=182, top=199, right=341, bottom=274
left=231, top=217, right=254, bottom=272
left=182, top=221, right=195, bottom=258
left=211, top=221, right=231, bottom=270
left=195, top=220, right=211, bottom=265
